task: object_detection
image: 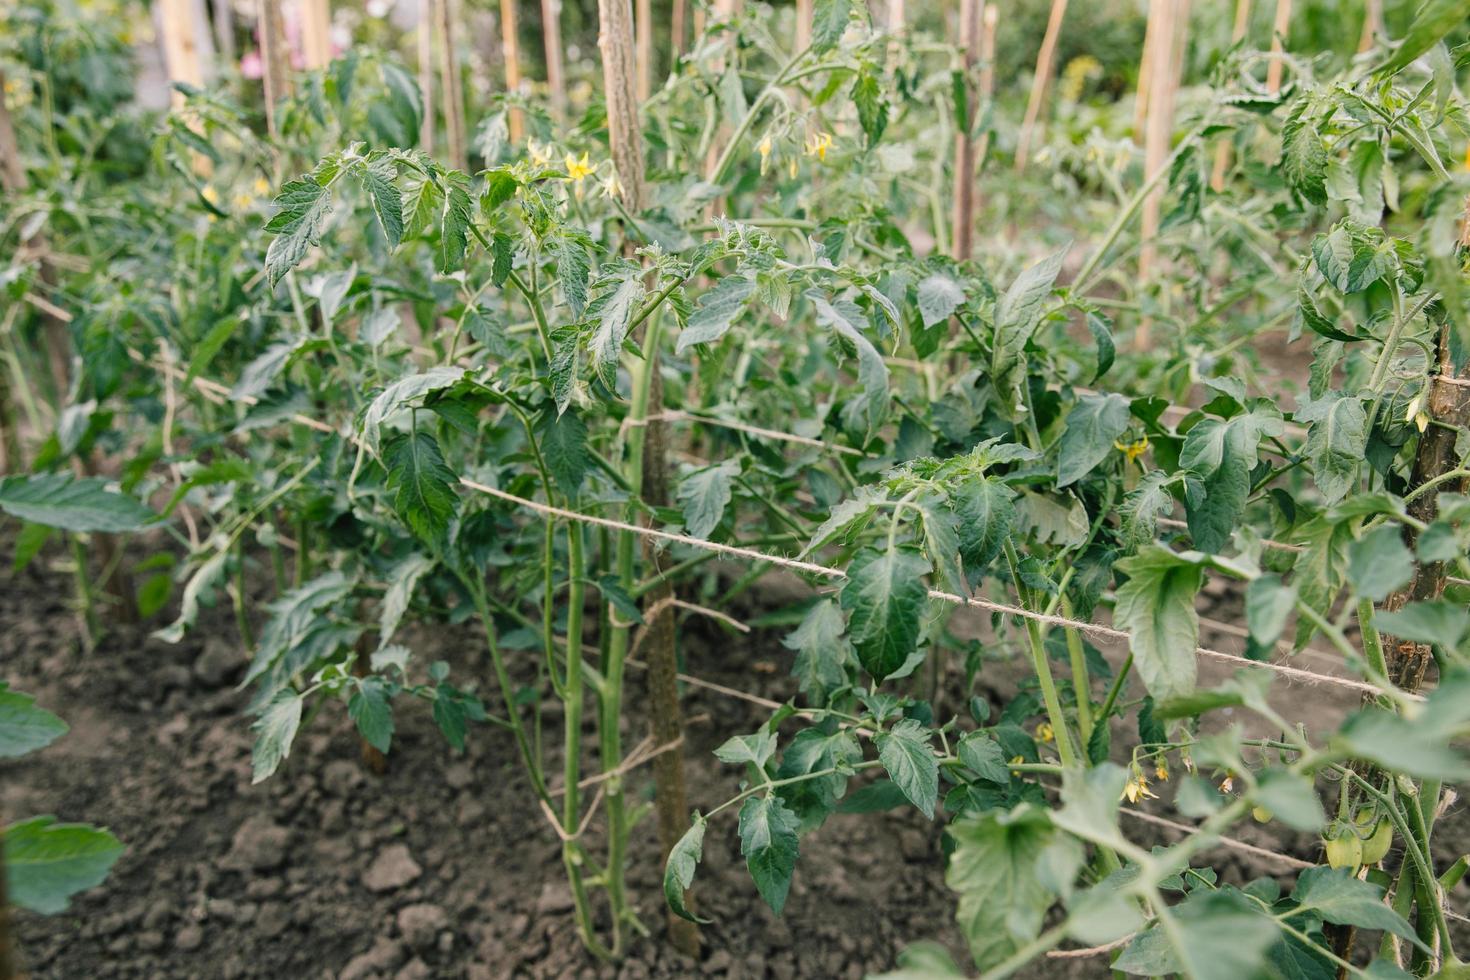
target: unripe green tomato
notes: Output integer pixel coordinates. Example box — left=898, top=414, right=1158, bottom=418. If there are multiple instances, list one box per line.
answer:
left=1359, top=819, right=1393, bottom=865
left=1325, top=832, right=1362, bottom=870
left=1251, top=806, right=1272, bottom=824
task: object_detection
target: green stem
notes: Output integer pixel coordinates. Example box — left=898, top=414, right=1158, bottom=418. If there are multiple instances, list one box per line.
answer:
left=707, top=46, right=811, bottom=185
left=1004, top=540, right=1080, bottom=769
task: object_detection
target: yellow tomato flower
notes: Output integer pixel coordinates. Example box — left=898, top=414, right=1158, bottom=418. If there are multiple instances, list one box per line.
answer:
left=1122, top=773, right=1158, bottom=804
left=1115, top=436, right=1149, bottom=463
left=1406, top=392, right=1429, bottom=433
left=803, top=131, right=834, bottom=162
left=1155, top=762, right=1169, bottom=783
left=1219, top=774, right=1234, bottom=794
left=232, top=192, right=254, bottom=210
left=758, top=135, right=773, bottom=160
left=565, top=152, right=594, bottom=183
left=1035, top=722, right=1054, bottom=743
left=1009, top=754, right=1025, bottom=776
left=528, top=139, right=554, bottom=168
left=788, top=158, right=799, bottom=179
left=253, top=176, right=271, bottom=196
left=200, top=185, right=220, bottom=205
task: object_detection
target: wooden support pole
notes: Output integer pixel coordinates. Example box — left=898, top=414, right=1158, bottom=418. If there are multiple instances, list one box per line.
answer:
left=500, top=0, right=524, bottom=141
left=973, top=3, right=998, bottom=170
left=1132, top=0, right=1162, bottom=145
left=542, top=0, right=566, bottom=114
left=670, top=0, right=686, bottom=59
left=419, top=0, right=436, bottom=153
left=211, top=0, right=236, bottom=63
left=1013, top=0, right=1068, bottom=174
left=636, top=0, right=653, bottom=101
left=950, top=0, right=981, bottom=259
left=257, top=0, right=290, bottom=138
left=300, top=0, right=333, bottom=70
left=887, top=0, right=904, bottom=34
left=438, top=0, right=467, bottom=170
left=1265, top=0, right=1290, bottom=93
left=1357, top=0, right=1382, bottom=52
left=1209, top=0, right=1251, bottom=192
left=159, top=0, right=209, bottom=101
left=1136, top=0, right=1180, bottom=351
left=795, top=0, right=812, bottom=52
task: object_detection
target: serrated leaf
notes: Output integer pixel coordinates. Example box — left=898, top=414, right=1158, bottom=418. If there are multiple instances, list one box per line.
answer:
left=0, top=685, right=68, bottom=758
left=250, top=691, right=304, bottom=783
left=877, top=719, right=938, bottom=818
left=384, top=431, right=459, bottom=548
left=952, top=475, right=1015, bottom=571
left=1114, top=888, right=1279, bottom=980
left=1291, top=867, right=1421, bottom=944
left=782, top=599, right=853, bottom=698
left=916, top=274, right=965, bottom=329
left=676, top=274, right=755, bottom=353
left=737, top=795, right=801, bottom=915
left=590, top=274, right=644, bottom=389
left=1057, top=392, right=1130, bottom=488
left=538, top=407, right=592, bottom=497
left=264, top=176, right=332, bottom=285
left=851, top=67, right=888, bottom=145
left=438, top=177, right=473, bottom=273
left=992, top=247, right=1067, bottom=416
left=1119, top=471, right=1174, bottom=548
left=810, top=0, right=853, bottom=52
left=1347, top=525, right=1414, bottom=602
left=663, top=816, right=711, bottom=924
left=380, top=554, right=434, bottom=648
left=840, top=546, right=931, bottom=683
left=0, top=474, right=153, bottom=533
left=356, top=157, right=403, bottom=248
left=811, top=292, right=890, bottom=440
left=348, top=676, right=394, bottom=754
left=1378, top=0, right=1470, bottom=75
left=957, top=733, right=1008, bottom=783
left=1113, top=547, right=1203, bottom=701
left=1282, top=104, right=1328, bottom=206
left=1296, top=393, right=1367, bottom=505
left=947, top=807, right=1057, bottom=970
left=5, top=815, right=124, bottom=914
left=714, top=730, right=777, bottom=768
left=360, top=367, right=467, bottom=456
left=678, top=459, right=739, bottom=540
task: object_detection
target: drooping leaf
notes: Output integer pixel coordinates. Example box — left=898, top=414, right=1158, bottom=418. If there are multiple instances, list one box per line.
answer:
left=1113, top=547, right=1203, bottom=700
left=1296, top=393, right=1367, bottom=505
left=952, top=475, right=1015, bottom=572
left=916, top=274, right=966, bottom=329
left=810, top=0, right=853, bottom=53
left=737, top=795, right=801, bottom=915
left=782, top=599, right=853, bottom=698
left=678, top=460, right=740, bottom=540
left=0, top=684, right=68, bottom=759
left=250, top=691, right=304, bottom=783
left=1115, top=888, right=1279, bottom=980
left=1282, top=102, right=1328, bottom=206
left=355, top=156, right=403, bottom=248
left=1377, top=0, right=1470, bottom=75
left=438, top=176, right=474, bottom=273
left=0, top=474, right=153, bottom=533
left=676, top=275, right=756, bottom=354
left=1347, top=525, right=1414, bottom=602
left=360, top=367, right=468, bottom=456
left=1119, top=471, right=1175, bottom=549
left=947, top=807, right=1058, bottom=970
left=384, top=430, right=459, bottom=549
left=663, top=816, right=712, bottom=924
left=4, top=815, right=124, bottom=915
left=992, top=247, right=1067, bottom=416
left=264, top=176, right=333, bottom=285
left=876, top=719, right=938, bottom=819
left=1291, top=867, right=1422, bottom=944
left=348, top=676, right=394, bottom=754
left=840, top=546, right=931, bottom=683
left=1057, top=392, right=1130, bottom=488
left=537, top=407, right=593, bottom=497
left=380, top=554, right=434, bottom=648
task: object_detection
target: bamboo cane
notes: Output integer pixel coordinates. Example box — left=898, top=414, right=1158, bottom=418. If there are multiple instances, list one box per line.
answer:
left=500, top=0, right=524, bottom=140
left=1209, top=0, right=1251, bottom=191
left=1135, top=0, right=1180, bottom=351
left=1357, top=0, right=1382, bottom=52
left=887, top=0, right=904, bottom=34
left=1132, top=0, right=1162, bottom=145
left=419, top=0, right=436, bottom=153
left=637, top=0, right=653, bottom=101
left=211, top=0, right=236, bottom=64
left=300, top=0, right=332, bottom=69
left=671, top=0, right=686, bottom=59
left=974, top=3, right=998, bottom=170
left=159, top=0, right=215, bottom=174
left=1013, top=0, right=1068, bottom=174
left=796, top=0, right=812, bottom=52
left=438, top=0, right=467, bottom=170
left=950, top=0, right=981, bottom=259
left=1265, top=0, right=1290, bottom=93
left=258, top=0, right=290, bottom=138
left=542, top=0, right=566, bottom=114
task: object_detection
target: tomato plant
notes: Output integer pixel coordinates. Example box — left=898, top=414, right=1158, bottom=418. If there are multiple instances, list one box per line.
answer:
left=3, top=0, right=1470, bottom=976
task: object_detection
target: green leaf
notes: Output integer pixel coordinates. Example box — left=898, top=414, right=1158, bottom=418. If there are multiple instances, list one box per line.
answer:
left=957, top=732, right=1008, bottom=783
left=1246, top=573, right=1296, bottom=648
left=676, top=274, right=755, bottom=353
left=1291, top=866, right=1421, bottom=944
left=810, top=0, right=853, bottom=53
left=663, top=816, right=712, bottom=924
left=851, top=66, right=888, bottom=145
left=946, top=806, right=1058, bottom=970
left=356, top=156, right=403, bottom=248
left=590, top=274, right=645, bottom=390
left=479, top=166, right=519, bottom=212
left=1113, top=547, right=1203, bottom=700
left=380, top=554, right=434, bottom=648
left=1347, top=526, right=1414, bottom=602
left=1377, top=0, right=1470, bottom=75
left=250, top=691, right=304, bottom=783
left=1057, top=392, right=1130, bottom=488
left=1254, top=770, right=1326, bottom=831
left=0, top=684, right=68, bottom=758
left=917, top=496, right=965, bottom=594
left=737, top=795, right=801, bottom=915
left=5, top=815, right=124, bottom=915
left=360, top=366, right=467, bottom=456
left=1374, top=600, right=1470, bottom=649
left=384, top=431, right=459, bottom=549
left=538, top=407, right=592, bottom=497
left=231, top=339, right=299, bottom=401
left=1292, top=517, right=1352, bottom=648
left=1115, top=889, right=1279, bottom=980
left=438, top=176, right=473, bottom=273
left=1180, top=407, right=1284, bottom=551
left=782, top=599, right=853, bottom=698
left=714, top=730, right=777, bottom=768
left=840, top=546, right=931, bottom=683
left=876, top=719, right=938, bottom=819
left=1119, top=470, right=1174, bottom=549
left=264, top=176, right=333, bottom=285
left=811, top=292, right=890, bottom=440
left=1296, top=393, right=1367, bottom=505
left=1282, top=103, right=1328, bottom=206
left=678, top=459, right=739, bottom=540
left=348, top=676, right=394, bottom=754
left=952, top=475, right=1015, bottom=571
left=0, top=474, right=153, bottom=533
left=869, top=942, right=966, bottom=979
left=992, top=247, right=1067, bottom=415
left=1340, top=671, right=1470, bottom=780
left=1086, top=311, right=1115, bottom=381
left=916, top=273, right=966, bottom=329
left=775, top=728, right=862, bottom=831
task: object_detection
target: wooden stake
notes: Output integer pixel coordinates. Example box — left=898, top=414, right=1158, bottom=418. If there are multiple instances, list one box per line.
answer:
left=159, top=0, right=209, bottom=100
left=1357, top=0, right=1381, bottom=52
left=950, top=0, right=981, bottom=259
left=636, top=0, right=653, bottom=101
left=257, top=0, right=290, bottom=138
left=418, top=0, right=436, bottom=153
left=500, top=0, right=525, bottom=141
left=1136, top=0, right=1181, bottom=351
left=1132, top=0, right=1162, bottom=145
left=1265, top=0, right=1290, bottom=93
left=438, top=0, right=467, bottom=170
left=300, top=0, right=332, bottom=70
left=973, top=3, right=998, bottom=170
left=542, top=0, right=566, bottom=114
left=795, top=0, right=812, bottom=51
left=1013, top=0, right=1068, bottom=174
left=887, top=0, right=904, bottom=34
left=211, top=0, right=236, bottom=64
left=1209, top=0, right=1251, bottom=191
left=670, top=0, right=686, bottom=59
